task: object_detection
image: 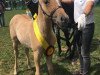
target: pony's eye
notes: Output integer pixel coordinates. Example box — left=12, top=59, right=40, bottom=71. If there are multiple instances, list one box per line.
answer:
left=44, top=0, right=49, bottom=4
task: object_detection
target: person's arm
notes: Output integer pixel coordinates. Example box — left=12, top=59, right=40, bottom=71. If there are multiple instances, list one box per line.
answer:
left=60, top=0, right=73, bottom=4
left=83, top=0, right=94, bottom=16
left=77, top=0, right=95, bottom=30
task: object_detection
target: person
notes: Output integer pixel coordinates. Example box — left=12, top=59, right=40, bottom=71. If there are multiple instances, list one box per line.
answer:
left=61, top=0, right=96, bottom=75
left=26, top=8, right=33, bottom=18
left=25, top=0, right=38, bottom=18
left=0, top=0, right=5, bottom=27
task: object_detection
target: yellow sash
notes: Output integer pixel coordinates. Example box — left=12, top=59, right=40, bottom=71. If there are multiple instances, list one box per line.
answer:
left=33, top=14, right=54, bottom=56
left=33, top=19, right=49, bottom=50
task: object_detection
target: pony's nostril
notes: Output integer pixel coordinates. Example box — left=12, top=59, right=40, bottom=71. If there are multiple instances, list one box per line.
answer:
left=61, top=16, right=65, bottom=22
left=61, top=16, right=69, bottom=23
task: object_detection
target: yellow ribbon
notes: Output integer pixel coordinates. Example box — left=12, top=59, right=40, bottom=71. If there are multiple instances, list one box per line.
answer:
left=33, top=14, right=54, bottom=56
left=33, top=17, right=49, bottom=50
left=33, top=13, right=38, bottom=19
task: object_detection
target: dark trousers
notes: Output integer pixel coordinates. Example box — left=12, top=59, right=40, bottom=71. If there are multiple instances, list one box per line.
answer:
left=76, top=23, right=94, bottom=75
left=0, top=13, right=5, bottom=27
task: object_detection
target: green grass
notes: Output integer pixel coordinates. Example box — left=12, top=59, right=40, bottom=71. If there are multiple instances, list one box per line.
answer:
left=0, top=6, right=100, bottom=75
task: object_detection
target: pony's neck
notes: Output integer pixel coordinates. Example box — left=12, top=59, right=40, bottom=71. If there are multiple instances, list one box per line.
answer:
left=37, top=7, right=53, bottom=35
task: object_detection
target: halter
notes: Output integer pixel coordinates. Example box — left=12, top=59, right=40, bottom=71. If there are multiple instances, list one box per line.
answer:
left=39, top=2, right=62, bottom=19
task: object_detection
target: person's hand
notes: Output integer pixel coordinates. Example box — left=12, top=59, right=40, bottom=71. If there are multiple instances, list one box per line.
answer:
left=77, top=14, right=86, bottom=30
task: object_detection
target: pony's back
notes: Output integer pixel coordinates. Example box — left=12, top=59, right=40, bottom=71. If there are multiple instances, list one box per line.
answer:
left=9, top=14, right=33, bottom=48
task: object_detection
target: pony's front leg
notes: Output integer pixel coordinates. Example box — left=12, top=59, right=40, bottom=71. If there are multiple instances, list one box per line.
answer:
left=33, top=49, right=43, bottom=75
left=13, top=42, right=19, bottom=75
left=46, top=56, right=55, bottom=75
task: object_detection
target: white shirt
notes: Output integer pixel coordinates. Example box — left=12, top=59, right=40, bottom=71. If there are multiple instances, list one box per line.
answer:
left=74, top=0, right=96, bottom=24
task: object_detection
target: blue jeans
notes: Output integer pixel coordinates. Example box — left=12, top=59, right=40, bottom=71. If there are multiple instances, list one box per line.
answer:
left=77, top=23, right=94, bottom=75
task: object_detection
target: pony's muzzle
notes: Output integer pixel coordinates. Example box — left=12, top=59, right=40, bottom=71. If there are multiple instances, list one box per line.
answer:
left=52, top=10, right=69, bottom=31
left=59, top=15, right=69, bottom=30
left=53, top=14, right=69, bottom=24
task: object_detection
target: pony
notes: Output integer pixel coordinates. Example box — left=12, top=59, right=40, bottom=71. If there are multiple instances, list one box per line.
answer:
left=9, top=0, right=69, bottom=75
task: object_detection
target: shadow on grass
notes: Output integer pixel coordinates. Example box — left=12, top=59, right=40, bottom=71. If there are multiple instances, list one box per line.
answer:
left=90, top=63, right=100, bottom=75
left=18, top=67, right=35, bottom=75
left=16, top=62, right=72, bottom=75
left=54, top=63, right=73, bottom=75
left=41, top=63, right=73, bottom=75
left=16, top=63, right=73, bottom=75
left=91, top=38, right=100, bottom=52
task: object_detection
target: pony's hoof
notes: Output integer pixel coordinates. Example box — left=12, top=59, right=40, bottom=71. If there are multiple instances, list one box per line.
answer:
left=14, top=71, right=18, bottom=75
left=35, top=72, right=41, bottom=75
left=14, top=73, right=17, bottom=75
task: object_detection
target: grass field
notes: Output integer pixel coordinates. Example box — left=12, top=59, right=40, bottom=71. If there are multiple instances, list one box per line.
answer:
left=0, top=6, right=100, bottom=75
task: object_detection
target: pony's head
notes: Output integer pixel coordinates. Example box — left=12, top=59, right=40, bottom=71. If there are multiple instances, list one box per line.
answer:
left=39, top=0, right=69, bottom=30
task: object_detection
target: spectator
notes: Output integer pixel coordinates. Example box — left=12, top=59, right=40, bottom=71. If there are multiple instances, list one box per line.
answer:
left=0, top=0, right=5, bottom=27
left=61, top=0, right=96, bottom=75
left=25, top=0, right=38, bottom=17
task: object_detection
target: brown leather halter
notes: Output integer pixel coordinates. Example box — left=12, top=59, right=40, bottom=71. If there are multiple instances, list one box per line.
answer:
left=39, top=2, right=62, bottom=19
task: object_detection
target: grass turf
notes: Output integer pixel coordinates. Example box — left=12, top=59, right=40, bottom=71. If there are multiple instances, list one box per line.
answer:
left=0, top=6, right=100, bottom=75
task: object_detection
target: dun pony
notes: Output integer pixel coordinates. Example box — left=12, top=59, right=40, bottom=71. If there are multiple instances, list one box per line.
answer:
left=9, top=0, right=69, bottom=75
